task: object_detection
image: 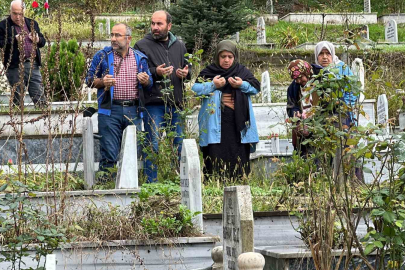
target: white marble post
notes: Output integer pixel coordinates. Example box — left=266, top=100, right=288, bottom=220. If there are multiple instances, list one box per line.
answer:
left=106, top=18, right=111, bottom=36
left=377, top=94, right=389, bottom=135
left=256, top=17, right=266, bottom=44
left=82, top=117, right=95, bottom=189
left=180, top=139, right=203, bottom=232
left=116, top=125, right=138, bottom=188
left=266, top=0, right=274, bottom=14
left=385, top=19, right=398, bottom=43
left=98, top=23, right=104, bottom=36
left=261, top=71, right=271, bottom=103
left=45, top=254, right=56, bottom=270
left=238, top=252, right=265, bottom=270
left=361, top=25, right=369, bottom=40
left=223, top=186, right=254, bottom=270
left=351, top=58, right=365, bottom=102
left=364, top=0, right=371, bottom=13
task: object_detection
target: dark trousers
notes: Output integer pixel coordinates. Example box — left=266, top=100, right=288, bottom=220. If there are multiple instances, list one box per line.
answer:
left=6, top=61, right=45, bottom=106
left=98, top=104, right=142, bottom=172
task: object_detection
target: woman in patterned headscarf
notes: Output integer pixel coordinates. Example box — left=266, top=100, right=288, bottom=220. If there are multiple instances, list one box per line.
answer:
left=286, top=59, right=323, bottom=154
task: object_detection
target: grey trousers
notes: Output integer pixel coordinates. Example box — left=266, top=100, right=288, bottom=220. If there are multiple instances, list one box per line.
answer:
left=6, top=61, right=45, bottom=106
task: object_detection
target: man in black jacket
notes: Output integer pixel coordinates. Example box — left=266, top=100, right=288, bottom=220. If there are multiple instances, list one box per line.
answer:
left=135, top=10, right=190, bottom=183
left=0, top=0, right=46, bottom=106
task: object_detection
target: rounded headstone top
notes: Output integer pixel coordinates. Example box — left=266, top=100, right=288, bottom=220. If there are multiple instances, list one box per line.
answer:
left=211, top=246, right=223, bottom=263
left=237, top=252, right=265, bottom=270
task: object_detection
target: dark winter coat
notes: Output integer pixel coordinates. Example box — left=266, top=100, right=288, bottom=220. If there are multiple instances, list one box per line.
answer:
left=0, top=16, right=45, bottom=68
left=134, top=32, right=190, bottom=107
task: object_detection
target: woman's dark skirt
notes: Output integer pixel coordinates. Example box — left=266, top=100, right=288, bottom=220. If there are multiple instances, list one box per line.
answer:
left=201, top=106, right=250, bottom=181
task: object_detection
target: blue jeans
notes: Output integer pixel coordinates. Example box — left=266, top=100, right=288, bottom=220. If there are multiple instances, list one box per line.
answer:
left=143, top=105, right=183, bottom=183
left=98, top=104, right=142, bottom=172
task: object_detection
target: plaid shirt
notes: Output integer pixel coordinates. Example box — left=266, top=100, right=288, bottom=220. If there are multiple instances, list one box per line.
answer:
left=14, top=22, right=35, bottom=60
left=113, top=49, right=138, bottom=100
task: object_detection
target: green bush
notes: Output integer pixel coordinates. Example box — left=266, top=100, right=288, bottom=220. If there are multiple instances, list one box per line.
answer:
left=46, top=39, right=86, bottom=100
left=169, top=0, right=255, bottom=51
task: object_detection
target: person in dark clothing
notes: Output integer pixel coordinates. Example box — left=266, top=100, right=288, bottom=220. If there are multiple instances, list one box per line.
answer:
left=286, top=59, right=323, bottom=156
left=192, top=40, right=260, bottom=181
left=134, top=10, right=190, bottom=183
left=0, top=0, right=46, bottom=106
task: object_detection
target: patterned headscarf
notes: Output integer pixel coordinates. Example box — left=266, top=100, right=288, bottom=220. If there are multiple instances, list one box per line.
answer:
left=288, top=59, right=313, bottom=80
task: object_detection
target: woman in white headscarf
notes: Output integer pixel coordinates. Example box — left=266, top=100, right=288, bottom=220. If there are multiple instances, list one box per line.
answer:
left=314, top=41, right=357, bottom=126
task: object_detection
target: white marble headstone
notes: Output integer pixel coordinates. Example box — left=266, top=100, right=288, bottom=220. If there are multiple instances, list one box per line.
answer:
left=364, top=0, right=371, bottom=13
left=236, top=32, right=240, bottom=43
left=256, top=17, right=266, bottom=44
left=116, top=125, right=138, bottom=188
left=377, top=94, right=389, bottom=135
left=223, top=186, right=254, bottom=270
left=261, top=71, right=271, bottom=103
left=98, top=23, right=104, bottom=36
left=83, top=117, right=95, bottom=189
left=164, top=0, right=170, bottom=9
left=351, top=58, right=365, bottom=103
left=106, top=18, right=111, bottom=36
left=45, top=254, right=56, bottom=270
left=361, top=25, right=369, bottom=40
left=266, top=0, right=274, bottom=14
left=180, top=139, right=203, bottom=232
left=385, top=19, right=398, bottom=43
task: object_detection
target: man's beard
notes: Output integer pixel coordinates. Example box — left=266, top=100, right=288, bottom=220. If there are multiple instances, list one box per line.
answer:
left=152, top=29, right=169, bottom=41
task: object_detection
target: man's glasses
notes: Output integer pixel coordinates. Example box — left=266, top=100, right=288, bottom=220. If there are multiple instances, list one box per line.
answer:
left=110, top=33, right=129, bottom=38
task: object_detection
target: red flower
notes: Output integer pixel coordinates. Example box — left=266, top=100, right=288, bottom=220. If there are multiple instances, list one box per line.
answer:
left=32, top=1, right=39, bottom=8
left=7, top=159, right=13, bottom=165
left=44, top=2, right=49, bottom=9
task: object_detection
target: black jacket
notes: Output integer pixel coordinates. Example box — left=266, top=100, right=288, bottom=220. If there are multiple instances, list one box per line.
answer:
left=287, top=64, right=323, bottom=118
left=0, top=16, right=45, bottom=69
left=134, top=32, right=190, bottom=107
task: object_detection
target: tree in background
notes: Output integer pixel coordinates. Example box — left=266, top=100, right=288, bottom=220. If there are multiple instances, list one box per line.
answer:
left=169, top=0, right=254, bottom=52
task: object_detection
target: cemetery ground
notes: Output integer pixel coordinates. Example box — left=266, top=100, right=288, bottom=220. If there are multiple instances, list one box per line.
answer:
left=1, top=7, right=405, bottom=270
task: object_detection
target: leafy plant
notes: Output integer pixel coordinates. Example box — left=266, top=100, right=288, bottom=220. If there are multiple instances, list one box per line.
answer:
left=46, top=39, right=86, bottom=101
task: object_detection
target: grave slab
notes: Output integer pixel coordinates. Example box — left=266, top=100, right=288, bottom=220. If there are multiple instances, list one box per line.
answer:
left=180, top=139, right=203, bottom=232
left=385, top=19, right=398, bottom=43
left=116, top=125, right=138, bottom=189
left=223, top=186, right=254, bottom=270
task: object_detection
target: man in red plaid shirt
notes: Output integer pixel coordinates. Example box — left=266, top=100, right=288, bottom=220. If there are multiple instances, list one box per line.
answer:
left=87, top=23, right=152, bottom=178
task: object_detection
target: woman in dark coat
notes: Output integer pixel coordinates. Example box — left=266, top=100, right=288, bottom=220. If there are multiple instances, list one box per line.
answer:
left=192, top=40, right=260, bottom=180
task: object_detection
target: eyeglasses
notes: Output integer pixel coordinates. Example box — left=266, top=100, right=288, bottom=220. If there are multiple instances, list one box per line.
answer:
left=110, top=33, right=129, bottom=38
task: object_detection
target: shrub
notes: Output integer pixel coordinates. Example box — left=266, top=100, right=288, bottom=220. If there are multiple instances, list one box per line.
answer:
left=46, top=39, right=86, bottom=100
left=169, top=0, right=255, bottom=51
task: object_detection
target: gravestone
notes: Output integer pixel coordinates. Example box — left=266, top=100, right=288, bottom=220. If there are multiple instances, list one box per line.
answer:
left=98, top=23, right=104, bottom=36
left=361, top=25, right=369, bottom=40
left=377, top=94, right=389, bottom=135
left=82, top=117, right=95, bottom=189
left=164, top=0, right=170, bottom=9
left=256, top=17, right=266, bottom=44
left=223, top=186, right=254, bottom=270
left=236, top=32, right=240, bottom=43
left=266, top=0, right=274, bottom=14
left=116, top=125, right=138, bottom=188
left=180, top=139, right=203, bottom=232
left=351, top=58, right=365, bottom=102
left=261, top=71, right=271, bottom=103
left=364, top=0, right=371, bottom=13
left=106, top=18, right=111, bottom=36
left=45, top=254, right=56, bottom=270
left=385, top=19, right=398, bottom=43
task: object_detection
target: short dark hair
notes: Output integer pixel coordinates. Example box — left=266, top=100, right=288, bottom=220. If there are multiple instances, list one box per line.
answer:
left=165, top=11, right=172, bottom=24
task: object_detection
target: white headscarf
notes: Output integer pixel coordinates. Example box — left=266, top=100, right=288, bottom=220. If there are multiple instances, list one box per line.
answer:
left=314, top=41, right=342, bottom=66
